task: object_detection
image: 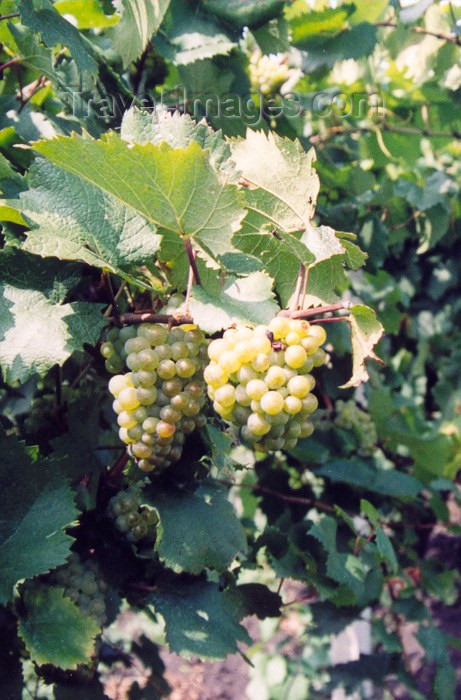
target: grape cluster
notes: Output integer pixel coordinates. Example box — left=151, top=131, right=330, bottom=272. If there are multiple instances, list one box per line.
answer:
left=204, top=317, right=327, bottom=452
left=335, top=399, right=378, bottom=457
left=249, top=50, right=290, bottom=95
left=105, top=322, right=208, bottom=473
left=48, top=553, right=107, bottom=627
left=108, top=485, right=158, bottom=543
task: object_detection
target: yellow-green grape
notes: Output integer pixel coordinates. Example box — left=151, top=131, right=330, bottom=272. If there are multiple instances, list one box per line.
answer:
left=204, top=318, right=327, bottom=452
left=106, top=319, right=209, bottom=474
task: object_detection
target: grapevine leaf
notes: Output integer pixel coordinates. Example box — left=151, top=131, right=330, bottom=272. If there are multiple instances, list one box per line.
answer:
left=18, top=585, right=99, bottom=669
left=189, top=271, right=279, bottom=333
left=301, top=224, right=345, bottom=263
left=32, top=133, right=245, bottom=263
left=50, top=401, right=103, bottom=480
left=231, top=130, right=320, bottom=231
left=341, top=304, right=385, bottom=389
left=0, top=153, right=15, bottom=180
left=340, top=239, right=368, bottom=270
left=235, top=203, right=317, bottom=306
left=149, top=579, right=251, bottom=659
left=0, top=248, right=105, bottom=383
left=20, top=157, right=162, bottom=279
left=155, top=0, right=236, bottom=66
left=121, top=109, right=233, bottom=175
left=309, top=517, right=367, bottom=597
left=252, top=18, right=290, bottom=54
left=200, top=424, right=234, bottom=473
left=108, top=0, right=170, bottom=67
left=0, top=431, right=79, bottom=605
left=199, top=0, right=285, bottom=29
left=19, top=0, right=98, bottom=76
left=376, top=527, right=398, bottom=574
left=144, top=483, right=246, bottom=574
left=287, top=5, right=353, bottom=45
left=55, top=0, right=119, bottom=29
left=7, top=23, right=54, bottom=78
left=317, top=460, right=422, bottom=499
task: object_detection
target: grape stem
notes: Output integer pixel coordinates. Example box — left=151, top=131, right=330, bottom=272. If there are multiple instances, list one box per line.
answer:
left=278, top=302, right=353, bottom=319
left=111, top=312, right=193, bottom=326
left=290, top=263, right=305, bottom=311
left=184, top=236, right=201, bottom=286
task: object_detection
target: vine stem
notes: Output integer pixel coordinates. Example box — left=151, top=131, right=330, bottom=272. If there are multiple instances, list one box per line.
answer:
left=300, top=265, right=309, bottom=310
left=0, top=57, right=18, bottom=72
left=184, top=237, right=201, bottom=286
left=291, top=263, right=305, bottom=311
left=309, top=317, right=351, bottom=324
left=111, top=312, right=193, bottom=326
left=278, top=302, right=353, bottom=319
left=108, top=452, right=129, bottom=481
left=215, top=478, right=337, bottom=513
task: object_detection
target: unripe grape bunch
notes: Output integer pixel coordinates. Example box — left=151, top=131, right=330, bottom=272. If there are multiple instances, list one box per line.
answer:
left=204, top=317, right=327, bottom=452
left=335, top=399, right=378, bottom=457
left=48, top=552, right=107, bottom=627
left=108, top=484, right=159, bottom=544
left=249, top=50, right=290, bottom=96
left=103, top=321, right=208, bottom=473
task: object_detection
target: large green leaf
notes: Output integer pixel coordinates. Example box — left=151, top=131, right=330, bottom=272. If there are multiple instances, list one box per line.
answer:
left=190, top=271, right=279, bottom=333
left=149, top=579, right=251, bottom=659
left=0, top=248, right=105, bottom=382
left=20, top=157, right=162, bottom=278
left=109, top=0, right=170, bottom=66
left=19, top=0, right=98, bottom=76
left=155, top=0, right=236, bottom=66
left=144, top=483, right=247, bottom=574
left=120, top=109, right=233, bottom=175
left=231, top=130, right=319, bottom=232
left=0, top=431, right=79, bottom=604
left=18, top=585, right=99, bottom=669
left=32, top=132, right=245, bottom=263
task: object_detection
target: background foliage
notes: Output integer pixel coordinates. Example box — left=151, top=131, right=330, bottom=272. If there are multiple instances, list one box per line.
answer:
left=1, top=0, right=461, bottom=698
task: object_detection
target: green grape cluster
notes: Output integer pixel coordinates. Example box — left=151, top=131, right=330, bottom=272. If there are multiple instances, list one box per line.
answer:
left=335, top=399, right=378, bottom=457
left=48, top=553, right=107, bottom=627
left=108, top=484, right=158, bottom=543
left=249, top=50, right=290, bottom=95
left=204, top=317, right=327, bottom=452
left=105, top=322, right=208, bottom=473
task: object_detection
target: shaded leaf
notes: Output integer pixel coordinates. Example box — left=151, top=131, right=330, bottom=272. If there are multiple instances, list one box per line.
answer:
left=19, top=0, right=98, bottom=76
left=149, top=579, right=251, bottom=659
left=0, top=431, right=79, bottom=604
left=18, top=585, right=99, bottom=669
left=144, top=483, right=247, bottom=574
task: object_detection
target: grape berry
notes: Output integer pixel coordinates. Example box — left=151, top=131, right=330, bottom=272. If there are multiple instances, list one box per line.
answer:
left=204, top=317, right=327, bottom=452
